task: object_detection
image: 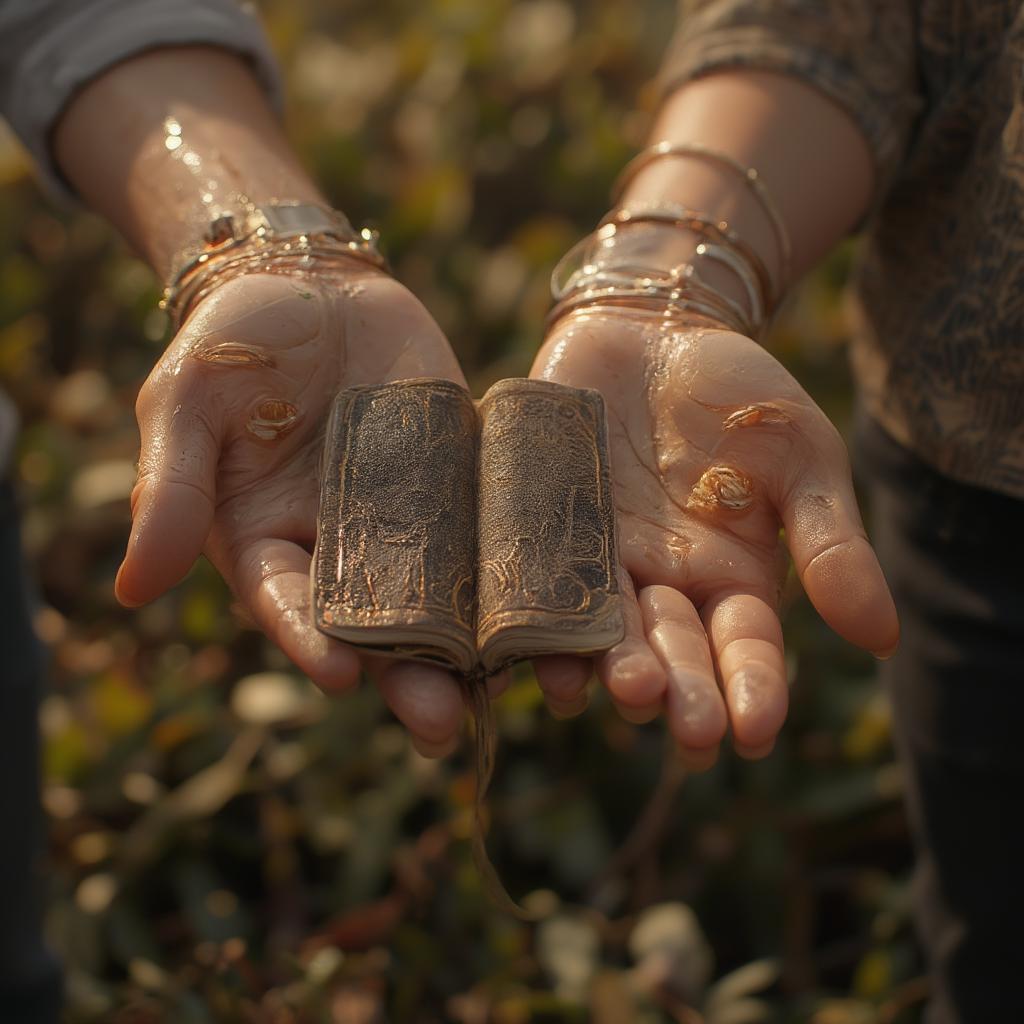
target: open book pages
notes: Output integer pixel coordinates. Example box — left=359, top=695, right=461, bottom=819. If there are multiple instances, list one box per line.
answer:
left=312, top=377, right=624, bottom=676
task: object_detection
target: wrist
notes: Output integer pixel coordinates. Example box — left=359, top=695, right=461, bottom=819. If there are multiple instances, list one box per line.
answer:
left=548, top=206, right=768, bottom=339
left=163, top=201, right=387, bottom=330
left=621, top=161, right=781, bottom=297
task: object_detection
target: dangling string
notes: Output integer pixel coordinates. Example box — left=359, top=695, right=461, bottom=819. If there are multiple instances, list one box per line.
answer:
left=458, top=673, right=536, bottom=919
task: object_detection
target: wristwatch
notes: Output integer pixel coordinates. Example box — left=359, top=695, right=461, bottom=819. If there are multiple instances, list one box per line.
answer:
left=200, top=200, right=367, bottom=250
left=162, top=200, right=387, bottom=323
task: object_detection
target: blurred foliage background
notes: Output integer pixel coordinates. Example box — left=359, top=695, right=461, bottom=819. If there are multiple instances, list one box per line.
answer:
left=0, top=1, right=925, bottom=1021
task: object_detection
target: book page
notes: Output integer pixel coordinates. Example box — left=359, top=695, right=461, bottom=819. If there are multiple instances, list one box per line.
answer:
left=475, top=378, right=624, bottom=672
left=313, top=379, right=479, bottom=673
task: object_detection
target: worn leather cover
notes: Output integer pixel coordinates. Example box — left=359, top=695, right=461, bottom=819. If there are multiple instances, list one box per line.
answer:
left=313, top=377, right=624, bottom=674
left=476, top=378, right=623, bottom=671
left=313, top=378, right=479, bottom=673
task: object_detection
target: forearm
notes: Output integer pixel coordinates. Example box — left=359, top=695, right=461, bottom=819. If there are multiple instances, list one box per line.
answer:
left=53, top=45, right=324, bottom=282
left=620, top=69, right=875, bottom=308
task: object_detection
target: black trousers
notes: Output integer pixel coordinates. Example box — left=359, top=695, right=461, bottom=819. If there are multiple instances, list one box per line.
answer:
left=0, top=481, right=62, bottom=1023
left=855, top=416, right=1024, bottom=1023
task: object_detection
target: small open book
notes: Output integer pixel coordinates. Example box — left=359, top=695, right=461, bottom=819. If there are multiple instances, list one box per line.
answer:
left=313, top=377, right=624, bottom=675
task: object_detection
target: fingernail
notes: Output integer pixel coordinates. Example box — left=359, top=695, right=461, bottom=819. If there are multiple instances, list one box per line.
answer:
left=735, top=738, right=775, bottom=760
left=616, top=700, right=662, bottom=725
left=677, top=744, right=719, bottom=772
left=113, top=563, right=144, bottom=608
left=874, top=643, right=899, bottom=661
left=410, top=734, right=459, bottom=759
left=546, top=692, right=589, bottom=719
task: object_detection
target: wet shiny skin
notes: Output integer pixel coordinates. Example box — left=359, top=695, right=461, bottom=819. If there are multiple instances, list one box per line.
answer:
left=119, top=267, right=471, bottom=751
left=530, top=310, right=898, bottom=766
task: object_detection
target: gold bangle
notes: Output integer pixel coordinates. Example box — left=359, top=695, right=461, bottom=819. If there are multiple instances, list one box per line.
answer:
left=601, top=201, right=774, bottom=319
left=692, top=241, right=765, bottom=328
left=550, top=262, right=756, bottom=336
left=612, top=141, right=792, bottom=300
left=546, top=287, right=747, bottom=336
left=164, top=236, right=386, bottom=331
left=161, top=200, right=387, bottom=330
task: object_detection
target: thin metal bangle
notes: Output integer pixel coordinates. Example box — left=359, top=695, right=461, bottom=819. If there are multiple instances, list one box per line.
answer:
left=546, top=279, right=752, bottom=336
left=550, top=226, right=765, bottom=336
left=692, top=241, right=765, bottom=328
left=601, top=202, right=774, bottom=316
left=164, top=237, right=386, bottom=330
left=684, top=261, right=759, bottom=336
left=612, top=141, right=792, bottom=300
left=547, top=291, right=746, bottom=336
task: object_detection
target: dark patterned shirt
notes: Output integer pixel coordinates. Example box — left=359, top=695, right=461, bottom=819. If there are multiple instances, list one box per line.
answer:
left=662, top=1, right=1024, bottom=499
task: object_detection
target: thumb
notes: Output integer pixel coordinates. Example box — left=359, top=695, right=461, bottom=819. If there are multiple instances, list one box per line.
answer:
left=116, top=387, right=219, bottom=607
left=778, top=428, right=899, bottom=658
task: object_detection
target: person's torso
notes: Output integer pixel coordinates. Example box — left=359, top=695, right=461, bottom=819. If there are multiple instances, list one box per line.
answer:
left=852, top=1, right=1024, bottom=498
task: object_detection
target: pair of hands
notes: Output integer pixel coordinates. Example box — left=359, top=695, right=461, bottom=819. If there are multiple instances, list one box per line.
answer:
left=116, top=261, right=898, bottom=767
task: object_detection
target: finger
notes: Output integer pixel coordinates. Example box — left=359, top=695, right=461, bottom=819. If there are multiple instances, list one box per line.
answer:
left=366, top=657, right=466, bottom=756
left=701, top=590, right=788, bottom=757
left=227, top=537, right=361, bottom=691
left=639, top=585, right=727, bottom=758
left=780, top=434, right=899, bottom=658
left=533, top=655, right=592, bottom=717
left=486, top=670, right=511, bottom=700
left=597, top=571, right=667, bottom=723
left=677, top=744, right=720, bottom=773
left=117, top=384, right=219, bottom=607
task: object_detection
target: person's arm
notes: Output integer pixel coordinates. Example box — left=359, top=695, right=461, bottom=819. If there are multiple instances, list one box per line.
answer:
left=625, top=69, right=874, bottom=296
left=4, top=20, right=472, bottom=756
left=53, top=45, right=323, bottom=282
left=531, top=2, right=917, bottom=764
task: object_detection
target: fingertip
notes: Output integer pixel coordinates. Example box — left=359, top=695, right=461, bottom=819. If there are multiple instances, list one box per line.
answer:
left=114, top=561, right=147, bottom=608
left=598, top=642, right=667, bottom=711
left=308, top=643, right=363, bottom=693
left=803, top=537, right=900, bottom=655
left=735, top=738, right=776, bottom=760
left=615, top=699, right=663, bottom=724
left=534, top=655, right=592, bottom=705
left=665, top=670, right=728, bottom=750
left=874, top=638, right=900, bottom=661
left=118, top=482, right=212, bottom=606
left=410, top=733, right=460, bottom=759
left=486, top=670, right=511, bottom=699
left=375, top=663, right=465, bottom=747
left=677, top=743, right=720, bottom=773
left=545, top=690, right=590, bottom=720
left=724, top=663, right=788, bottom=751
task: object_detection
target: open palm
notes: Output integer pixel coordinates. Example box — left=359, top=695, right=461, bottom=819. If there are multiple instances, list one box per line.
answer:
left=116, top=264, right=471, bottom=754
left=531, top=308, right=898, bottom=764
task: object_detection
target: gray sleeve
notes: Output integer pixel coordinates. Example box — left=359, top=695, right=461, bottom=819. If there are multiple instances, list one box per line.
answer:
left=0, top=0, right=285, bottom=203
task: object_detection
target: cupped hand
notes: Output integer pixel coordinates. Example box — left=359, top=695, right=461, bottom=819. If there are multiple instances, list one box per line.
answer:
left=530, top=308, right=898, bottom=766
left=118, top=263, right=472, bottom=755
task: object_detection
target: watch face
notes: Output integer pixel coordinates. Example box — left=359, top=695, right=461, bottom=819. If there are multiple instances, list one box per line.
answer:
left=260, top=203, right=351, bottom=240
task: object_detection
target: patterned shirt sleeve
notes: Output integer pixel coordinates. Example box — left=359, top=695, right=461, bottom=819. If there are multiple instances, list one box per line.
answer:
left=0, top=0, right=284, bottom=203
left=659, top=0, right=923, bottom=203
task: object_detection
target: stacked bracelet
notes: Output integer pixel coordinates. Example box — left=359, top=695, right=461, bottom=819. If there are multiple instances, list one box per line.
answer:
left=161, top=200, right=387, bottom=330
left=611, top=141, right=792, bottom=302
left=549, top=142, right=791, bottom=336
left=549, top=202, right=772, bottom=337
